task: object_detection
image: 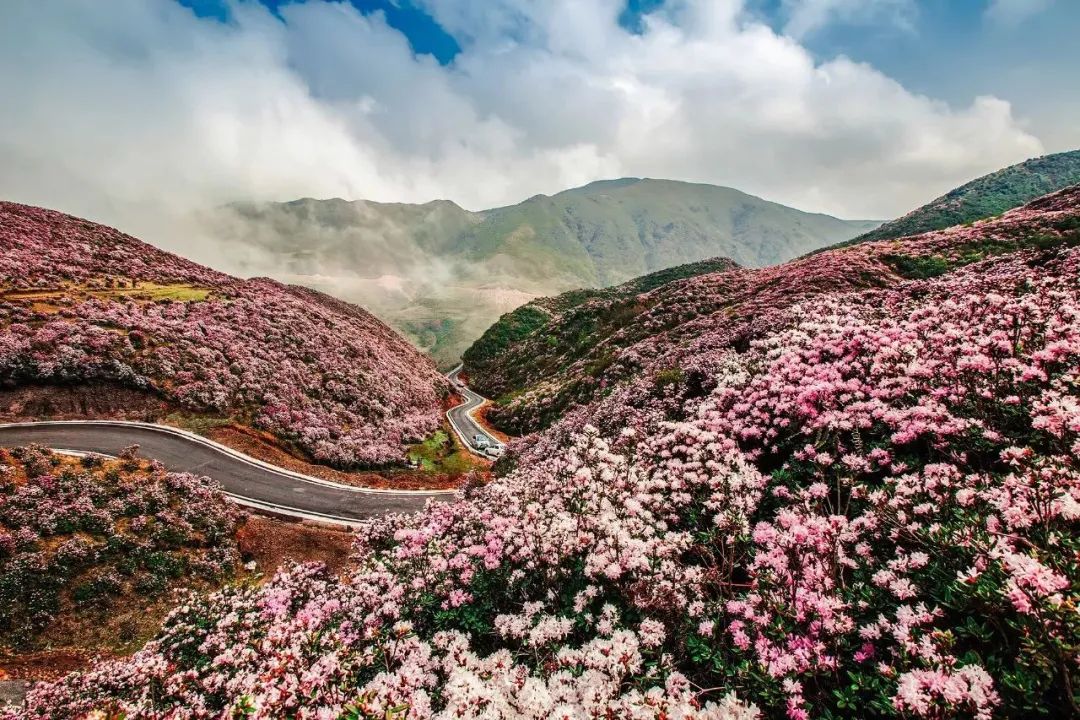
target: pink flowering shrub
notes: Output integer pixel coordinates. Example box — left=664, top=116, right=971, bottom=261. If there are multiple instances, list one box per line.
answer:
left=0, top=203, right=446, bottom=467
left=0, top=445, right=239, bottom=646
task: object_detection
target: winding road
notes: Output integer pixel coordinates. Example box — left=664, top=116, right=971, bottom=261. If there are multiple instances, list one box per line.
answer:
left=0, top=371, right=506, bottom=527
left=0, top=422, right=446, bottom=526
left=446, top=365, right=506, bottom=457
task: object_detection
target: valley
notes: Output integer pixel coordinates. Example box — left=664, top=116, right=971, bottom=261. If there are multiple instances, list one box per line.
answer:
left=208, top=178, right=880, bottom=367
left=5, top=2, right=1080, bottom=716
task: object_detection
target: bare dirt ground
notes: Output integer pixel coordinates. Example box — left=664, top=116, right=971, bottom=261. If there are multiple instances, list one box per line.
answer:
left=0, top=382, right=174, bottom=421
left=236, top=515, right=356, bottom=576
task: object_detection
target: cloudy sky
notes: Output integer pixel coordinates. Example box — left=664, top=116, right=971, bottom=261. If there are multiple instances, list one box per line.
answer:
left=1, top=0, right=1077, bottom=244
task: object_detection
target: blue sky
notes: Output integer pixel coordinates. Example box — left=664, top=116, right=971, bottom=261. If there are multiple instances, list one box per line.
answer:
left=180, top=0, right=463, bottom=61
left=1, top=0, right=1076, bottom=237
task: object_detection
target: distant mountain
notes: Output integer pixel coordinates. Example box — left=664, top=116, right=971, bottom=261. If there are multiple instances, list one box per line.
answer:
left=850, top=149, right=1080, bottom=244
left=210, top=179, right=878, bottom=366
left=452, top=178, right=879, bottom=285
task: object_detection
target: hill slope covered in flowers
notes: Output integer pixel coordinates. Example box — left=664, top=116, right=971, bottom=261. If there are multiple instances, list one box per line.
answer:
left=0, top=202, right=446, bottom=467
left=850, top=148, right=1080, bottom=245
left=463, top=257, right=739, bottom=397
left=7, top=188, right=1080, bottom=718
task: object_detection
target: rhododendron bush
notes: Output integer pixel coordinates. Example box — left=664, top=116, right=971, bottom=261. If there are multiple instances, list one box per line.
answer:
left=0, top=203, right=445, bottom=467
left=10, top=190, right=1080, bottom=718
left=0, top=445, right=239, bottom=646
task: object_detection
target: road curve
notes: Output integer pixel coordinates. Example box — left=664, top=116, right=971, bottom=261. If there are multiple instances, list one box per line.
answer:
left=446, top=365, right=505, bottom=457
left=0, top=422, right=450, bottom=526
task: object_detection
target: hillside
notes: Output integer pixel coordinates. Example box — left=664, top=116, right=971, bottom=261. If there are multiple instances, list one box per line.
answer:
left=465, top=187, right=1080, bottom=435
left=463, top=257, right=739, bottom=397
left=455, top=178, right=879, bottom=284
left=15, top=187, right=1080, bottom=719
left=211, top=179, right=878, bottom=366
left=0, top=202, right=446, bottom=468
left=849, top=149, right=1080, bottom=244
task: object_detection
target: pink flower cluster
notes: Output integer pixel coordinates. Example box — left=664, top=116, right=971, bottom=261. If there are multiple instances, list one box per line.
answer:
left=1, top=445, right=239, bottom=640
left=0, top=202, right=446, bottom=467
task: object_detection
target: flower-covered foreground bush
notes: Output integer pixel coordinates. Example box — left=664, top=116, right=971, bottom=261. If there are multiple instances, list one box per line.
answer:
left=0, top=202, right=446, bottom=467
left=0, top=445, right=239, bottom=647
left=10, top=189, right=1080, bottom=719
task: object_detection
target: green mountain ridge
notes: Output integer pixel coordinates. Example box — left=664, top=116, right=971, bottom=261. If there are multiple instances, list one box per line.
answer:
left=847, top=148, right=1080, bottom=244
left=462, top=256, right=740, bottom=395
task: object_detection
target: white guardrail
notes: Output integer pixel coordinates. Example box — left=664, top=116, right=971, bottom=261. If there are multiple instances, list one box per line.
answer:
left=48, top=446, right=370, bottom=528
left=0, top=419, right=457, bottom=496
left=0, top=420, right=466, bottom=527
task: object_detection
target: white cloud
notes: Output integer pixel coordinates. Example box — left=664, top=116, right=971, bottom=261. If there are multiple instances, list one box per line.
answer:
left=985, top=0, right=1054, bottom=26
left=779, top=0, right=917, bottom=38
left=0, top=0, right=1047, bottom=258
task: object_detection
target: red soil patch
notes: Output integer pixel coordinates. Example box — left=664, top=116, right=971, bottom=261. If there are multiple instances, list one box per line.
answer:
left=236, top=515, right=356, bottom=577
left=0, top=382, right=175, bottom=421
left=474, top=402, right=512, bottom=444
left=0, top=649, right=106, bottom=682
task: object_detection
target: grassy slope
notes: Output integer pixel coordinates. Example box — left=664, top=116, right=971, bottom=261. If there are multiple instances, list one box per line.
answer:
left=849, top=149, right=1080, bottom=244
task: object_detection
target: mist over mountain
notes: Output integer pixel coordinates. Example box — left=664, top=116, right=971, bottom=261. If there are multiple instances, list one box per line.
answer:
left=207, top=178, right=879, bottom=367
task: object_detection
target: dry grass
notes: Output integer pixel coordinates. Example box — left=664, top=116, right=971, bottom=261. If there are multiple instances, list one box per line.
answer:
left=2, top=281, right=212, bottom=307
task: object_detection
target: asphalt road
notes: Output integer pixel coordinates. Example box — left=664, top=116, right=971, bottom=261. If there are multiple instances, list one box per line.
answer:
left=0, top=422, right=446, bottom=525
left=446, top=365, right=505, bottom=456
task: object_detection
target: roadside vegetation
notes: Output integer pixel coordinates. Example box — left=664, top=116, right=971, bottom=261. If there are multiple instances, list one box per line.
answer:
left=406, top=428, right=487, bottom=475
